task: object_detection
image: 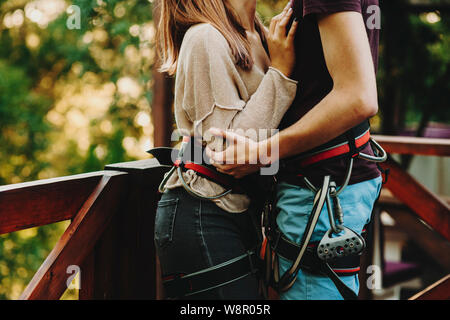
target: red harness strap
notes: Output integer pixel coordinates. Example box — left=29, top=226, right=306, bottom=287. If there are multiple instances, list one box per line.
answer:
left=299, top=129, right=371, bottom=168
left=176, top=129, right=370, bottom=187
left=173, top=159, right=235, bottom=190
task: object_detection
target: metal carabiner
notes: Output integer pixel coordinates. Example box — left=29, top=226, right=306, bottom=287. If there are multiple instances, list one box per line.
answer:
left=158, top=166, right=176, bottom=194
left=304, top=157, right=354, bottom=198
left=358, top=138, right=388, bottom=163
left=277, top=176, right=331, bottom=293
left=326, top=189, right=343, bottom=235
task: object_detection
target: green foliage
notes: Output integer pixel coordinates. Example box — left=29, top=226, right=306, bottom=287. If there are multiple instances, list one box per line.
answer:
left=0, top=222, right=70, bottom=299
left=0, top=0, right=154, bottom=299
left=377, top=1, right=450, bottom=133
left=0, top=60, right=51, bottom=185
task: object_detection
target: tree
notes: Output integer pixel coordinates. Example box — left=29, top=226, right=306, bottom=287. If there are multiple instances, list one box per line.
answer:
left=0, top=0, right=155, bottom=299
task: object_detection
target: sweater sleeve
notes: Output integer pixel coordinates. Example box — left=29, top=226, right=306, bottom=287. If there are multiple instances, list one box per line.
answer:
left=175, top=24, right=298, bottom=142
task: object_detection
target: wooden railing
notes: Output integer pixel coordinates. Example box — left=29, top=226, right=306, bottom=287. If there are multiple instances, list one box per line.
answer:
left=0, top=136, right=448, bottom=300
left=0, top=159, right=168, bottom=299
left=365, top=135, right=450, bottom=300
left=375, top=135, right=450, bottom=241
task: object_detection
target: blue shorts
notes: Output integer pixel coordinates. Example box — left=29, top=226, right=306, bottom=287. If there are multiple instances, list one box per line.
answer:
left=275, top=176, right=383, bottom=300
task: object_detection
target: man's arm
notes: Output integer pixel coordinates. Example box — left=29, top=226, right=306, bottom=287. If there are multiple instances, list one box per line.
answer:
left=265, top=11, right=378, bottom=160
left=207, top=11, right=378, bottom=177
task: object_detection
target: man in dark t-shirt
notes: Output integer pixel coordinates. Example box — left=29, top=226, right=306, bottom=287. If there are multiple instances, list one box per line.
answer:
left=280, top=0, right=381, bottom=187
left=271, top=0, right=383, bottom=300
left=208, top=0, right=383, bottom=299
left=273, top=0, right=382, bottom=300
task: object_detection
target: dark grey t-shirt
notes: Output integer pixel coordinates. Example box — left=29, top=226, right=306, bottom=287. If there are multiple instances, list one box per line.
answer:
left=280, top=0, right=381, bottom=185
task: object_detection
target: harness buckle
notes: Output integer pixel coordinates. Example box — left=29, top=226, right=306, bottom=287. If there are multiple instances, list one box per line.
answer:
left=351, top=151, right=360, bottom=158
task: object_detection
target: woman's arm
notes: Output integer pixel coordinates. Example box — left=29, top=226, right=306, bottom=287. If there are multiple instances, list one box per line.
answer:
left=207, top=11, right=378, bottom=176
left=178, top=18, right=298, bottom=144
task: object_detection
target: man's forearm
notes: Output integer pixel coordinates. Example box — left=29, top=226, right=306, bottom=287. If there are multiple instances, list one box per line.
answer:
left=260, top=11, right=379, bottom=162
left=262, top=87, right=377, bottom=161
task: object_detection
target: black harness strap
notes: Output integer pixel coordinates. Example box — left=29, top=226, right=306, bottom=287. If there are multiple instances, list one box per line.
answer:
left=149, top=137, right=273, bottom=199
left=320, top=263, right=359, bottom=300
left=345, top=127, right=359, bottom=159
left=149, top=139, right=273, bottom=300
left=272, top=230, right=361, bottom=276
left=275, top=237, right=360, bottom=300
left=148, top=139, right=239, bottom=191
left=162, top=251, right=260, bottom=299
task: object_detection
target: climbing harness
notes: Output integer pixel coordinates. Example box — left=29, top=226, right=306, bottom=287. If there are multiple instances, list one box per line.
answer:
left=260, top=121, right=387, bottom=300
left=149, top=136, right=250, bottom=200
left=148, top=136, right=268, bottom=299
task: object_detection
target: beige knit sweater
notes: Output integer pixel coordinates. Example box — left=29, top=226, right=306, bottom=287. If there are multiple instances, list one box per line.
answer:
left=164, top=23, right=298, bottom=213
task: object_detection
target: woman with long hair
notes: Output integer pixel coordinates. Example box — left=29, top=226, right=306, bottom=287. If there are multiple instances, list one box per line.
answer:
left=154, top=0, right=298, bottom=299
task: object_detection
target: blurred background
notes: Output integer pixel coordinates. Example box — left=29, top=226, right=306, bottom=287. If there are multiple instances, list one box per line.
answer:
left=0, top=0, right=448, bottom=299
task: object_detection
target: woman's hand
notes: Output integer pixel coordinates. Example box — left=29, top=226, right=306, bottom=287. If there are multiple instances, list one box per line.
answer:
left=267, top=2, right=299, bottom=78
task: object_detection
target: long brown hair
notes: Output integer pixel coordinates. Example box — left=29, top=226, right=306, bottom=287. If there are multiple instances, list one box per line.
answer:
left=156, top=0, right=267, bottom=75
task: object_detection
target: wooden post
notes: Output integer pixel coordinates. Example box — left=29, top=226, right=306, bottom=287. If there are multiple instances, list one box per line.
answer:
left=103, top=159, right=169, bottom=299
left=79, top=251, right=95, bottom=300
left=20, top=172, right=128, bottom=300
left=358, top=206, right=380, bottom=300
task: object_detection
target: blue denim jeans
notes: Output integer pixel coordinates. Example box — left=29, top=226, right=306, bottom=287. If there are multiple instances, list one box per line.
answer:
left=275, top=176, right=383, bottom=300
left=154, top=187, right=261, bottom=300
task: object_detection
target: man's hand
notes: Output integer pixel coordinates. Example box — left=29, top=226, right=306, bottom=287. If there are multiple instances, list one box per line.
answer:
left=205, top=128, right=266, bottom=179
